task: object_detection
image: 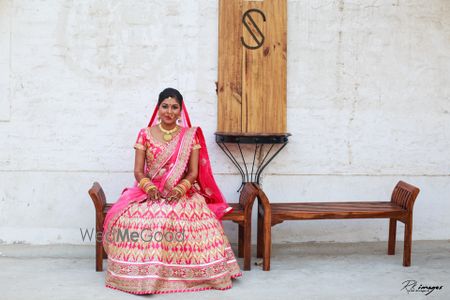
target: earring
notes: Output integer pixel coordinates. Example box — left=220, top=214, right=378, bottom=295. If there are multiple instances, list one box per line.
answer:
left=157, top=116, right=161, bottom=124
left=177, top=118, right=182, bottom=125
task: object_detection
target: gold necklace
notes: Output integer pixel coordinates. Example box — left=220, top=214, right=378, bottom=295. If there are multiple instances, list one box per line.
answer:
left=158, top=123, right=179, bottom=141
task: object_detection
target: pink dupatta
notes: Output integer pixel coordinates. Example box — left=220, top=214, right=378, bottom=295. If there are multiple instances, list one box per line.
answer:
left=103, top=101, right=231, bottom=233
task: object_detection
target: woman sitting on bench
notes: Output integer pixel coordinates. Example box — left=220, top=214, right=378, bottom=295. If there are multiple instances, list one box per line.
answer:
left=102, top=88, right=241, bottom=294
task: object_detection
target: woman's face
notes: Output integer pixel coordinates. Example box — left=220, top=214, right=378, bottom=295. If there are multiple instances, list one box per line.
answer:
left=158, top=97, right=181, bottom=127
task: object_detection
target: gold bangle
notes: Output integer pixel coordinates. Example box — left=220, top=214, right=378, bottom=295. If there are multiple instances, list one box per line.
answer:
left=173, top=185, right=185, bottom=196
left=139, top=177, right=150, bottom=184
left=139, top=178, right=158, bottom=195
left=138, top=177, right=151, bottom=188
left=142, top=182, right=154, bottom=190
left=180, top=179, right=192, bottom=190
left=178, top=182, right=190, bottom=193
left=175, top=185, right=185, bottom=193
left=145, top=184, right=157, bottom=193
left=144, top=183, right=156, bottom=190
left=178, top=183, right=188, bottom=192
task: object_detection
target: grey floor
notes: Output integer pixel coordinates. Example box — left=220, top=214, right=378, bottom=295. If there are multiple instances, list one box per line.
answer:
left=0, top=241, right=449, bottom=300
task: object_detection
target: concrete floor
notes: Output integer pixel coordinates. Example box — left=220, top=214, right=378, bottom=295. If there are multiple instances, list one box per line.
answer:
left=0, top=241, right=449, bottom=300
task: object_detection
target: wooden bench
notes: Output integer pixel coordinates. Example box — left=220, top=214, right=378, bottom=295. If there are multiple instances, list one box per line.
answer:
left=256, top=181, right=420, bottom=270
left=88, top=182, right=259, bottom=272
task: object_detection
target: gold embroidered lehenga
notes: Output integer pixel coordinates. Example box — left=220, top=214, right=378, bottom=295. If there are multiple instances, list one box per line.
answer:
left=103, top=120, right=241, bottom=294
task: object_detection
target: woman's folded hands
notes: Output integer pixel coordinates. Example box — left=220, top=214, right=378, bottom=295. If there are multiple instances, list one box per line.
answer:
left=166, top=179, right=192, bottom=203
left=139, top=177, right=160, bottom=201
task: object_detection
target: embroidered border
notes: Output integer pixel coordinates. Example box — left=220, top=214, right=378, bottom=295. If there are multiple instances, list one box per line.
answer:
left=134, top=143, right=146, bottom=151
left=146, top=127, right=184, bottom=179
left=105, top=270, right=240, bottom=294
left=164, top=127, right=197, bottom=191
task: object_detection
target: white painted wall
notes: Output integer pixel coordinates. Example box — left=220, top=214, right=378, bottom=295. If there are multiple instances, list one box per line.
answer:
left=0, top=0, right=449, bottom=246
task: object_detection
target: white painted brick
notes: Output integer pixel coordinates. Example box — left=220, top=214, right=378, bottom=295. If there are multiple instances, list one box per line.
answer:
left=0, top=0, right=11, bottom=121
left=0, top=0, right=449, bottom=244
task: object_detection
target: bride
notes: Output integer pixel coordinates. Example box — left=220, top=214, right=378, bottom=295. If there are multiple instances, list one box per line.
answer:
left=102, top=88, right=241, bottom=294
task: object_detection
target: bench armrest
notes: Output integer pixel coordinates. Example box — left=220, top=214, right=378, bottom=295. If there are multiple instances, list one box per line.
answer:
left=239, top=183, right=259, bottom=214
left=390, top=181, right=420, bottom=212
left=254, top=184, right=272, bottom=217
left=88, top=182, right=107, bottom=214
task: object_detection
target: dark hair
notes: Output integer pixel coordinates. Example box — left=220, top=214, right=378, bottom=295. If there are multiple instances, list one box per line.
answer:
left=158, top=88, right=183, bottom=108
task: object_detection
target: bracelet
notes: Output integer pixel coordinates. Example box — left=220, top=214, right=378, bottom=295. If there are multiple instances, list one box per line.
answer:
left=138, top=177, right=151, bottom=189
left=139, top=177, right=157, bottom=194
left=142, top=182, right=155, bottom=190
left=176, top=185, right=186, bottom=194
left=143, top=183, right=157, bottom=194
left=173, top=185, right=186, bottom=197
left=144, top=184, right=157, bottom=194
left=180, top=179, right=192, bottom=190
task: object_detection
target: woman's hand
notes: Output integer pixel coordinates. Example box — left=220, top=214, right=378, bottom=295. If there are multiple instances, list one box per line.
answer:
left=147, top=188, right=160, bottom=201
left=166, top=188, right=182, bottom=203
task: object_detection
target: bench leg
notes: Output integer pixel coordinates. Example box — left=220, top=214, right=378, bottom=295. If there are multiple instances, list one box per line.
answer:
left=257, top=209, right=263, bottom=259
left=262, top=216, right=271, bottom=271
left=96, top=235, right=103, bottom=272
left=95, top=219, right=105, bottom=271
left=243, top=221, right=252, bottom=271
left=403, top=217, right=413, bottom=267
left=388, top=218, right=397, bottom=255
left=238, top=224, right=244, bottom=258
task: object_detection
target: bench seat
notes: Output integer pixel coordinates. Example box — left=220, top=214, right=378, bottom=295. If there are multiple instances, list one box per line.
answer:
left=222, top=203, right=246, bottom=222
left=270, top=202, right=407, bottom=222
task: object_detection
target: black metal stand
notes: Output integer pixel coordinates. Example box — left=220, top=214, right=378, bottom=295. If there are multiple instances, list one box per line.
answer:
left=215, top=132, right=291, bottom=191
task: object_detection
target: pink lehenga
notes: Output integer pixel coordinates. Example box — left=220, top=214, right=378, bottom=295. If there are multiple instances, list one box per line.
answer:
left=102, top=103, right=241, bottom=294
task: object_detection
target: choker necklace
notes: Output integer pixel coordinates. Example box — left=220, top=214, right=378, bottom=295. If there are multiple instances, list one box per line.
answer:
left=158, top=123, right=179, bottom=141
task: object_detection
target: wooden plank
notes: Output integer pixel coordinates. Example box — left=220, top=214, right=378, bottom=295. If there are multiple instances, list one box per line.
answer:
left=218, top=0, right=243, bottom=132
left=271, top=202, right=405, bottom=211
left=270, top=201, right=407, bottom=220
left=272, top=210, right=407, bottom=221
left=218, top=0, right=287, bottom=134
left=243, top=0, right=286, bottom=133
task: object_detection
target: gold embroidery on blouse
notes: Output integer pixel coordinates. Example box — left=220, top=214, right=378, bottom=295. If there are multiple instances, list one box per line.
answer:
left=145, top=149, right=154, bottom=162
left=146, top=127, right=182, bottom=179
left=134, top=143, right=146, bottom=151
left=164, top=128, right=197, bottom=191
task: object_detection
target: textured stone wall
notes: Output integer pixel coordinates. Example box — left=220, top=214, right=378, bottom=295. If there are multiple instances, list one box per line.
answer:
left=0, top=0, right=449, bottom=245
